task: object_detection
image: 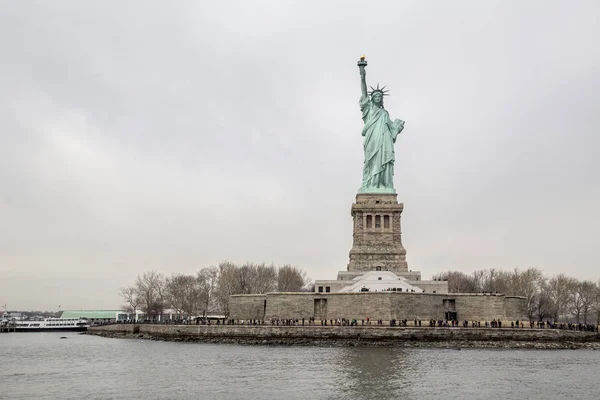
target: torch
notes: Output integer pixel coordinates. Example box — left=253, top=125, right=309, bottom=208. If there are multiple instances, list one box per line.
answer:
left=357, top=54, right=367, bottom=69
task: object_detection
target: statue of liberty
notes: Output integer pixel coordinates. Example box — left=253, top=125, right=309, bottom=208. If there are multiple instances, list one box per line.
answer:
left=357, top=56, right=405, bottom=193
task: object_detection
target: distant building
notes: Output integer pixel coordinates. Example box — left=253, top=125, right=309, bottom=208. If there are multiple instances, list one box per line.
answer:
left=59, top=309, right=200, bottom=323
left=60, top=310, right=132, bottom=323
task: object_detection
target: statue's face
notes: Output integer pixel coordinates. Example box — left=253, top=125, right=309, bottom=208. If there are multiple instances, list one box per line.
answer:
left=372, top=92, right=382, bottom=105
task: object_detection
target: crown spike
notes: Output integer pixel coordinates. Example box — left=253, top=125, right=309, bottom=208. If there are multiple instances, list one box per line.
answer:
left=368, top=83, right=391, bottom=97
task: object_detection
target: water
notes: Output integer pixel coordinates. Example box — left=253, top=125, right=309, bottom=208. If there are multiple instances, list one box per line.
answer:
left=1, top=332, right=599, bottom=399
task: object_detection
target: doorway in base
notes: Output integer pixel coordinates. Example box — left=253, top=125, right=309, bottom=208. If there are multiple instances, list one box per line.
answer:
left=314, top=299, right=327, bottom=320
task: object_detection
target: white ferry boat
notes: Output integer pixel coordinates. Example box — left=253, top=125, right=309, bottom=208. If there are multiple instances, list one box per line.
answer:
left=15, top=317, right=90, bottom=332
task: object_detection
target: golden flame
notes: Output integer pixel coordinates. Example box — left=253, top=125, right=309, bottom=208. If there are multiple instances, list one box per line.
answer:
left=360, top=54, right=366, bottom=61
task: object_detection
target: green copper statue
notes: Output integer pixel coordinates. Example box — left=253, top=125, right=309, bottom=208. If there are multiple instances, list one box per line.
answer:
left=357, top=56, right=405, bottom=194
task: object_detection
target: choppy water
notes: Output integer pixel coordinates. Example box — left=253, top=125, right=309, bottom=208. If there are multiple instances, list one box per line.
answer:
left=1, top=332, right=599, bottom=399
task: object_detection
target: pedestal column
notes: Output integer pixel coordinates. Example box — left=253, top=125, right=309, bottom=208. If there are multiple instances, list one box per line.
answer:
left=347, top=193, right=408, bottom=273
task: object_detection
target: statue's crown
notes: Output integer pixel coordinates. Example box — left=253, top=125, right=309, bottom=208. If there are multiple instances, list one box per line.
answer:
left=369, top=83, right=389, bottom=96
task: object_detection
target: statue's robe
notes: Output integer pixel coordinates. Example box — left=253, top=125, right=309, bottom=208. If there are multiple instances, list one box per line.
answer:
left=360, top=95, right=404, bottom=190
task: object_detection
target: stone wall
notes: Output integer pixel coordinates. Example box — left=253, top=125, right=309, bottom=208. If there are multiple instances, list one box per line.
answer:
left=324, top=293, right=512, bottom=321
left=454, top=295, right=507, bottom=321
left=327, top=293, right=391, bottom=320
left=505, top=296, right=529, bottom=320
left=229, top=294, right=266, bottom=320
left=230, top=292, right=529, bottom=322
left=89, top=324, right=600, bottom=346
left=264, top=293, right=314, bottom=320
left=389, top=293, right=442, bottom=320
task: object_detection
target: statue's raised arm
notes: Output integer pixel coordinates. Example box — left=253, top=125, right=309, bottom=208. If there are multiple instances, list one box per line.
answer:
left=358, top=55, right=368, bottom=99
left=356, top=56, right=405, bottom=194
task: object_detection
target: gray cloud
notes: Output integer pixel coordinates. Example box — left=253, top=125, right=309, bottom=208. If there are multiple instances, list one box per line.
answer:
left=1, top=0, right=599, bottom=310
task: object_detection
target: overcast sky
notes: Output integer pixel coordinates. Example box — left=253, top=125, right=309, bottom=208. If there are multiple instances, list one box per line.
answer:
left=1, top=1, right=598, bottom=311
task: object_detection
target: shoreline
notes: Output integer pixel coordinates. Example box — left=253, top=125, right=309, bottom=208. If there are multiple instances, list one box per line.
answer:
left=87, top=324, right=600, bottom=349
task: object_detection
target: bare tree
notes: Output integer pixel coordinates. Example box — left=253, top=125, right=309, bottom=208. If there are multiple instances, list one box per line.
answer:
left=165, top=273, right=186, bottom=317
left=277, top=264, right=308, bottom=292
left=135, top=271, right=165, bottom=320
left=509, top=268, right=545, bottom=320
left=570, top=287, right=584, bottom=323
left=254, top=263, right=277, bottom=294
left=432, top=271, right=479, bottom=293
left=155, top=275, right=167, bottom=321
left=197, top=267, right=219, bottom=316
left=545, top=274, right=576, bottom=322
left=595, top=281, right=600, bottom=325
left=120, top=286, right=141, bottom=321
left=215, top=261, right=239, bottom=316
left=226, top=262, right=278, bottom=295
left=478, top=269, right=512, bottom=294
left=236, top=263, right=256, bottom=294
left=535, top=292, right=554, bottom=321
left=165, top=273, right=199, bottom=319
left=571, top=280, right=596, bottom=324
left=126, top=261, right=311, bottom=317
left=184, top=275, right=204, bottom=318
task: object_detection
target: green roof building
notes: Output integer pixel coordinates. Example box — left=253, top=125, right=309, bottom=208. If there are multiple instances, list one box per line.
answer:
left=60, top=310, right=131, bottom=321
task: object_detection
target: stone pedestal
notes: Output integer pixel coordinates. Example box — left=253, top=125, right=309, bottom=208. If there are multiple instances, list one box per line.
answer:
left=347, top=193, right=408, bottom=273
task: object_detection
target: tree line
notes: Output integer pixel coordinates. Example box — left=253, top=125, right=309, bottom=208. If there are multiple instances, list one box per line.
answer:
left=432, top=268, right=600, bottom=324
left=120, top=261, right=311, bottom=320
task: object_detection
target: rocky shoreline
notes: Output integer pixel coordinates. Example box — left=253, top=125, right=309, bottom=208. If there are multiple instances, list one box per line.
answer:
left=87, top=329, right=600, bottom=350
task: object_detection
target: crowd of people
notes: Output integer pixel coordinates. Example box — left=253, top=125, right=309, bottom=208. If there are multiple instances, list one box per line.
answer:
left=529, top=320, right=598, bottom=332
left=124, top=317, right=599, bottom=332
left=218, top=317, right=599, bottom=332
